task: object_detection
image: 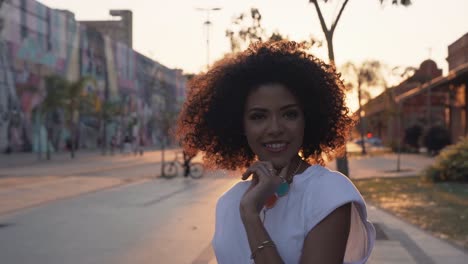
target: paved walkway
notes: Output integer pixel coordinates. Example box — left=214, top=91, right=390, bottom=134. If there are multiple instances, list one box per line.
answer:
left=2, top=150, right=466, bottom=263
left=367, top=205, right=467, bottom=264
left=328, top=153, right=434, bottom=179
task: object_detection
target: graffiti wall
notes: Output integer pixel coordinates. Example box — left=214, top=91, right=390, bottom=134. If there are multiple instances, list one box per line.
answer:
left=0, top=0, right=187, bottom=153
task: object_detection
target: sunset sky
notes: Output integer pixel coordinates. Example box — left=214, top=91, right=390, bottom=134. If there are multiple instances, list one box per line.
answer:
left=38, top=0, right=468, bottom=110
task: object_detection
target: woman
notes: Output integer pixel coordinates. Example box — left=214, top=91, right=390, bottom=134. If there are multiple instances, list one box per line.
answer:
left=177, top=41, right=375, bottom=264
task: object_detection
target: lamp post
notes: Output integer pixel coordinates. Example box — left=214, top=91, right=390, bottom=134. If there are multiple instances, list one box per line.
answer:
left=196, top=7, right=221, bottom=70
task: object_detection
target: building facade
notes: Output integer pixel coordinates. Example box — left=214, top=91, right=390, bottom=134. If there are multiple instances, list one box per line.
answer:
left=360, top=32, right=468, bottom=149
left=0, top=0, right=187, bottom=153
left=80, top=10, right=133, bottom=48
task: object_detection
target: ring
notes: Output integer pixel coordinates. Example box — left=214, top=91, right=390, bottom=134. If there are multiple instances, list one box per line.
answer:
left=278, top=175, right=287, bottom=182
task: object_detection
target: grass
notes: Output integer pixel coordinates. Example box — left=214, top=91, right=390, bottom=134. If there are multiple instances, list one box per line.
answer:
left=353, top=176, right=468, bottom=250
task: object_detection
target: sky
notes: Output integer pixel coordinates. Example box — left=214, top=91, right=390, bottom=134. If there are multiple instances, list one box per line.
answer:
left=37, top=0, right=468, bottom=110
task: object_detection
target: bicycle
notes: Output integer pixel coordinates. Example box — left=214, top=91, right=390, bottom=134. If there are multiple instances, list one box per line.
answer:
left=161, top=151, right=204, bottom=179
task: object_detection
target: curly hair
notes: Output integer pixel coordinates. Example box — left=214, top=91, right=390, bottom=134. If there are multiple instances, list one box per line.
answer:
left=177, top=41, right=354, bottom=170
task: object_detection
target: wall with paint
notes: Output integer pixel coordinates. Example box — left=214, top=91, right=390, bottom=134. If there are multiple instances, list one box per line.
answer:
left=0, top=0, right=187, bottom=153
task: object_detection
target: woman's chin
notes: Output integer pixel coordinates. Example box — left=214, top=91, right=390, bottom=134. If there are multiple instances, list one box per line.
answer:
left=271, top=159, right=289, bottom=171
left=258, top=155, right=295, bottom=170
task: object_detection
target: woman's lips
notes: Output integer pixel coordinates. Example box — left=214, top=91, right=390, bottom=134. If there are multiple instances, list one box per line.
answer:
left=263, top=142, right=288, bottom=153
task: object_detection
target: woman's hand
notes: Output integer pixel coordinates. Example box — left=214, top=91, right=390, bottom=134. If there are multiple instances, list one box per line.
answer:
left=239, top=161, right=289, bottom=217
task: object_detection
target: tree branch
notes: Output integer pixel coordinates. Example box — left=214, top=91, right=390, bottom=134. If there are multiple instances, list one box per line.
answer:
left=311, top=0, right=330, bottom=36
left=331, top=0, right=350, bottom=34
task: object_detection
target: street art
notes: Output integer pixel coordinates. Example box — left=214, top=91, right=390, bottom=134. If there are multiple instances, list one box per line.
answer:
left=0, top=0, right=187, bottom=153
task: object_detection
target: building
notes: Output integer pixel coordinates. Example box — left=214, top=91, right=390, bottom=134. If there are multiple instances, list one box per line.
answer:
left=0, top=0, right=186, bottom=153
left=360, top=32, right=468, bottom=149
left=80, top=10, right=133, bottom=48
left=447, top=33, right=468, bottom=71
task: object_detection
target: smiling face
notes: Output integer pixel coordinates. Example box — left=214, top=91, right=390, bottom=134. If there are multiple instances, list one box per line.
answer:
left=243, top=83, right=305, bottom=170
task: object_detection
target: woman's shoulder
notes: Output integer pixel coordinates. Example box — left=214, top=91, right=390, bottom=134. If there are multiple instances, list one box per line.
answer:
left=216, top=180, right=250, bottom=209
left=294, top=165, right=365, bottom=214
left=295, top=165, right=358, bottom=192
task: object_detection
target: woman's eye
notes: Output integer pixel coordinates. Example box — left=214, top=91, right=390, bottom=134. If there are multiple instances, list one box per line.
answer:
left=284, top=110, right=299, bottom=119
left=249, top=113, right=265, bottom=120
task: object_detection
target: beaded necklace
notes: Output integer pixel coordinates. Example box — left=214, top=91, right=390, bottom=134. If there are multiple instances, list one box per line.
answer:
left=264, top=160, right=302, bottom=209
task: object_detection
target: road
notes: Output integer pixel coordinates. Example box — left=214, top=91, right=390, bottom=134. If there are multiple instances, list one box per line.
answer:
left=0, top=149, right=435, bottom=264
left=0, top=167, right=238, bottom=264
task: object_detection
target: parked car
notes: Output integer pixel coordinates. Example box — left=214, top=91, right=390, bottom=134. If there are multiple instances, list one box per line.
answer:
left=354, top=137, right=383, bottom=147
left=367, top=137, right=383, bottom=146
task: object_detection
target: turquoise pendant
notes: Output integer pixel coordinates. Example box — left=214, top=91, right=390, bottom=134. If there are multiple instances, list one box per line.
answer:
left=276, top=182, right=289, bottom=197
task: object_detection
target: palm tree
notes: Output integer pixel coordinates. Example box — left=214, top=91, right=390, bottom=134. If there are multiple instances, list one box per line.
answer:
left=341, top=61, right=385, bottom=155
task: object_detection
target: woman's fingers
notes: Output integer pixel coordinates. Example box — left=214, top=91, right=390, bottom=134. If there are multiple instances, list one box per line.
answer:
left=242, top=162, right=272, bottom=180
left=242, top=161, right=285, bottom=185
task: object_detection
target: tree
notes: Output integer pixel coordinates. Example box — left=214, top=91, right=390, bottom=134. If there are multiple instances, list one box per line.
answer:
left=38, top=75, right=68, bottom=160
left=93, top=97, right=122, bottom=155
left=226, top=8, right=320, bottom=53
left=63, top=77, right=96, bottom=158
left=404, top=124, right=423, bottom=151
left=309, top=0, right=411, bottom=64
left=423, top=126, right=451, bottom=156
left=147, top=68, right=180, bottom=176
left=308, top=0, right=411, bottom=175
left=341, top=60, right=385, bottom=155
left=226, top=8, right=263, bottom=53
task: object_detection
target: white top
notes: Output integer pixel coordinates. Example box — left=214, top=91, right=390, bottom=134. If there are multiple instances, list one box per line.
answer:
left=212, top=165, right=375, bottom=264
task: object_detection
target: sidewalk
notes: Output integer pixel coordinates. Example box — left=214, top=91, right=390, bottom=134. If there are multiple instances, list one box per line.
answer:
left=327, top=152, right=435, bottom=179
left=367, top=204, right=467, bottom=264
left=0, top=149, right=108, bottom=168
left=0, top=148, right=169, bottom=215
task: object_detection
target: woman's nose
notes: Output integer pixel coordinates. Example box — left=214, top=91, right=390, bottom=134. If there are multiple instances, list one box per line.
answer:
left=266, top=116, right=283, bottom=135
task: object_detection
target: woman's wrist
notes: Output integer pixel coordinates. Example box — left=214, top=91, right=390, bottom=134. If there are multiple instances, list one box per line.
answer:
left=239, top=203, right=260, bottom=222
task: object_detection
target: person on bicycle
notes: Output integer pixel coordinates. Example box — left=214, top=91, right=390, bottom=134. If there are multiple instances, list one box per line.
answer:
left=182, top=150, right=195, bottom=177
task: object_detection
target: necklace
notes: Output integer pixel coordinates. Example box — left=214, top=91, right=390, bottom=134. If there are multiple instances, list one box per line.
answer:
left=264, top=160, right=302, bottom=209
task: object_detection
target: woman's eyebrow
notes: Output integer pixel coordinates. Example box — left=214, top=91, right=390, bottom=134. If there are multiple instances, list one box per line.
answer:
left=246, top=107, right=268, bottom=112
left=247, top=104, right=300, bottom=112
left=280, top=104, right=300, bottom=110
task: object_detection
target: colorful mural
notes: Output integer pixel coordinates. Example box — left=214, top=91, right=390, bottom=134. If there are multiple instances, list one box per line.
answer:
left=0, top=0, right=187, bottom=153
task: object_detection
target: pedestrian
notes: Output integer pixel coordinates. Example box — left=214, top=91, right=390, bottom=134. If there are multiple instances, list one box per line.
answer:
left=182, top=150, right=195, bottom=177
left=138, top=136, right=144, bottom=156
left=177, top=41, right=375, bottom=263
left=123, top=135, right=131, bottom=155
left=110, top=135, right=117, bottom=155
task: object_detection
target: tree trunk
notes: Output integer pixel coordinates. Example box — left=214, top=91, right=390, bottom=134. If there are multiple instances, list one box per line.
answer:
left=336, top=152, right=349, bottom=176
left=46, top=117, right=52, bottom=160
left=358, top=84, right=367, bottom=155
left=325, top=32, right=350, bottom=176
left=37, top=112, right=42, bottom=161
left=161, top=138, right=165, bottom=178
left=70, top=109, right=76, bottom=159
left=70, top=121, right=75, bottom=159
left=326, top=33, right=335, bottom=64
left=100, top=114, right=107, bottom=155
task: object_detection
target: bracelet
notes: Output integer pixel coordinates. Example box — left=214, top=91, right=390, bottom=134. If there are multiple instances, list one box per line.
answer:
left=250, top=240, right=276, bottom=260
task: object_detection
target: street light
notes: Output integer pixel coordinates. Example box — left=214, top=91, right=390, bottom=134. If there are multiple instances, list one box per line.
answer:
left=195, top=7, right=221, bottom=70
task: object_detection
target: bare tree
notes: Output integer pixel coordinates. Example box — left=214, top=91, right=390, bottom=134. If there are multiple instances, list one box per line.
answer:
left=226, top=8, right=320, bottom=53
left=308, top=0, right=411, bottom=175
